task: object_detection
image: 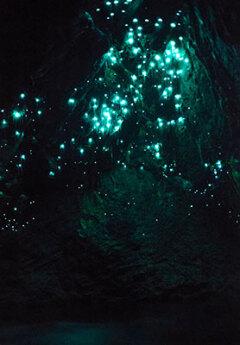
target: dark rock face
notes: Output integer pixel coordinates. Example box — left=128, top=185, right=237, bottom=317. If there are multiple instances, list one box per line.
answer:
left=0, top=0, right=240, bottom=322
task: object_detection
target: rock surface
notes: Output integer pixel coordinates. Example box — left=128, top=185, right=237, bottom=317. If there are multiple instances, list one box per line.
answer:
left=0, top=0, right=239, bottom=323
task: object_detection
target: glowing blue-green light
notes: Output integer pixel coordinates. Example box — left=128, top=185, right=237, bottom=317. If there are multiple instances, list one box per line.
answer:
left=132, top=47, right=140, bottom=54
left=178, top=117, right=185, bottom=123
left=123, top=108, right=128, bottom=114
left=20, top=93, right=26, bottom=99
left=80, top=148, right=84, bottom=154
left=68, top=98, right=75, bottom=105
left=13, top=110, right=23, bottom=119
left=170, top=23, right=176, bottom=28
left=60, top=144, right=65, bottom=149
left=15, top=131, right=21, bottom=136
left=131, top=75, right=137, bottom=81
left=37, top=110, right=42, bottom=115
left=88, top=138, right=93, bottom=144
left=2, top=119, right=7, bottom=125
left=49, top=171, right=55, bottom=176
left=35, top=98, right=40, bottom=103
left=175, top=94, right=181, bottom=100
left=71, top=138, right=75, bottom=143
left=127, top=38, right=134, bottom=44
left=155, top=152, right=160, bottom=159
left=20, top=155, right=26, bottom=160
left=155, top=54, right=161, bottom=61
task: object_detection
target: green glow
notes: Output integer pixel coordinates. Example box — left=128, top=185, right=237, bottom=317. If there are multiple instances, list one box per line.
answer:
left=131, top=75, right=137, bottom=81
left=68, top=98, right=75, bottom=105
left=132, top=47, right=140, bottom=55
left=20, top=93, right=26, bottom=99
left=178, top=117, right=185, bottom=123
left=13, top=110, right=23, bottom=119
left=60, top=144, right=65, bottom=149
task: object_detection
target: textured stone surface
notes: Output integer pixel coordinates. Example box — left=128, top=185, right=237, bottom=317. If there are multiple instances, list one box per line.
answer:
left=0, top=0, right=240, bottom=322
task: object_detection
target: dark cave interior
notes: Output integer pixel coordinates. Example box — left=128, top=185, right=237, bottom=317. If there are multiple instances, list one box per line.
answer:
left=0, top=0, right=240, bottom=343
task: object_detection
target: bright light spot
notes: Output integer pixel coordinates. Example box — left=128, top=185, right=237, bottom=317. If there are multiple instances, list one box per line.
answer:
left=127, top=38, right=134, bottom=44
left=68, top=98, right=75, bottom=104
left=13, top=110, right=23, bottom=119
left=131, top=75, right=137, bottom=81
left=178, top=117, right=185, bottom=123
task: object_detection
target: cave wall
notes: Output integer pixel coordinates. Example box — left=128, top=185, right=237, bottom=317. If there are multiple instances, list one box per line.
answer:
left=0, top=0, right=240, bottom=321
